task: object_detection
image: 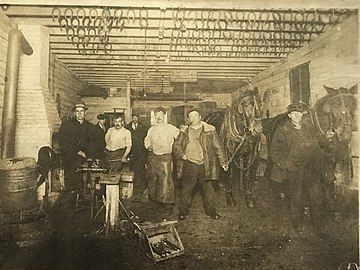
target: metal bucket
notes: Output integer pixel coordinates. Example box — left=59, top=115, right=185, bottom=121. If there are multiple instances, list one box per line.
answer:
left=0, top=165, right=39, bottom=213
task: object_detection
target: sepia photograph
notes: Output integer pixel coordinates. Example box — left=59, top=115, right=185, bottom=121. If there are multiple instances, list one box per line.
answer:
left=0, top=0, right=358, bottom=269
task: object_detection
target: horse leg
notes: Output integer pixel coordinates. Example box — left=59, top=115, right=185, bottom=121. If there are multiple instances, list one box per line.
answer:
left=225, top=165, right=237, bottom=206
left=244, top=161, right=257, bottom=208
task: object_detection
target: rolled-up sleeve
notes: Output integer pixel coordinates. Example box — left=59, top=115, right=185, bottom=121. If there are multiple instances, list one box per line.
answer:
left=125, top=130, right=132, bottom=148
left=144, top=128, right=152, bottom=149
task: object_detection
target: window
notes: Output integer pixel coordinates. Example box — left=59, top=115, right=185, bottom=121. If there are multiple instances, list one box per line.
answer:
left=289, top=62, right=310, bottom=105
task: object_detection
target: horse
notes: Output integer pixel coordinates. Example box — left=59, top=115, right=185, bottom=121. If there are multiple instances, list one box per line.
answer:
left=309, top=85, right=357, bottom=184
left=204, top=87, right=264, bottom=208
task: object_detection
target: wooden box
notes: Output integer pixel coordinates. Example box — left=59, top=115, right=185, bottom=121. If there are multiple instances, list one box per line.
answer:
left=137, top=220, right=184, bottom=263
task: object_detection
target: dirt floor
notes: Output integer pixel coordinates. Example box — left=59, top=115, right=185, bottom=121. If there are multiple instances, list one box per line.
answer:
left=0, top=177, right=358, bottom=270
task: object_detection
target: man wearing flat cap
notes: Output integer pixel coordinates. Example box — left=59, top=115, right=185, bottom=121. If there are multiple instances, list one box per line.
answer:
left=59, top=103, right=94, bottom=193
left=92, top=113, right=107, bottom=160
left=269, top=102, right=329, bottom=236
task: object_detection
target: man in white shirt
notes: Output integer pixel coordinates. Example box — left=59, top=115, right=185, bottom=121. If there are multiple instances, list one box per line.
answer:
left=105, top=114, right=132, bottom=172
left=144, top=107, right=179, bottom=209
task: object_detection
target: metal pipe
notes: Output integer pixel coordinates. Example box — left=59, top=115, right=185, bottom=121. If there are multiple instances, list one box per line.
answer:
left=1, top=29, right=33, bottom=158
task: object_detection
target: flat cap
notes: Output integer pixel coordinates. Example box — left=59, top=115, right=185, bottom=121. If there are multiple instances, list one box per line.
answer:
left=287, top=102, right=307, bottom=114
left=73, top=103, right=88, bottom=111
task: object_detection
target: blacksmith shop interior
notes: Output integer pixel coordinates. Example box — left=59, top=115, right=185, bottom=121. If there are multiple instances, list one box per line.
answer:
left=0, top=1, right=358, bottom=269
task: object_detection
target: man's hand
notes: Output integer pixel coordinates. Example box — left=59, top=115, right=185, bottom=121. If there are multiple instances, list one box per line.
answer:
left=222, top=164, right=229, bottom=171
left=77, top=151, right=86, bottom=158
left=325, top=130, right=336, bottom=140
left=121, top=156, right=128, bottom=163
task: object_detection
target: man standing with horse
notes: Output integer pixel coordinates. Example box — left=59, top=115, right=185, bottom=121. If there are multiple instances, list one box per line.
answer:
left=269, top=102, right=332, bottom=235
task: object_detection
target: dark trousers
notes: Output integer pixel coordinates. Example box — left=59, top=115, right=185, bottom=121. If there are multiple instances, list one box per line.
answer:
left=288, top=168, right=325, bottom=230
left=130, top=152, right=148, bottom=197
left=179, top=160, right=216, bottom=215
left=64, top=155, right=86, bottom=192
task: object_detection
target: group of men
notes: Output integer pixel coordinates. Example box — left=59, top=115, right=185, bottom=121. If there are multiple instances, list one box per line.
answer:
left=58, top=104, right=228, bottom=220
left=58, top=101, right=334, bottom=233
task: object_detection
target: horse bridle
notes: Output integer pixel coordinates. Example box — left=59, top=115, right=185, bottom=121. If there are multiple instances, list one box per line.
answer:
left=310, top=93, right=356, bottom=137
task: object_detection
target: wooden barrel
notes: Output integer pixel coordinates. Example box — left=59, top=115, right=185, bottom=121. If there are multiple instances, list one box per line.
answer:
left=0, top=157, right=38, bottom=213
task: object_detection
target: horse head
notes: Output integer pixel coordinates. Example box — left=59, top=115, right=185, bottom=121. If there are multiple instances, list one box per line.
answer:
left=315, top=85, right=358, bottom=143
left=235, top=87, right=263, bottom=135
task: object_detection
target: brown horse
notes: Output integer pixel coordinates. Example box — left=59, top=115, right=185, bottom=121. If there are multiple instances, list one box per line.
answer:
left=205, top=87, right=264, bottom=208
left=309, top=85, right=357, bottom=184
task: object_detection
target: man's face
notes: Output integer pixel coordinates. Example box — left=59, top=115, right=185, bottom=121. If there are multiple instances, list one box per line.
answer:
left=98, top=119, right=106, bottom=126
left=155, top=111, right=165, bottom=123
left=188, top=111, right=201, bottom=126
left=74, top=107, right=85, bottom=121
left=132, top=115, right=139, bottom=124
left=113, top=117, right=124, bottom=129
left=288, top=111, right=303, bottom=125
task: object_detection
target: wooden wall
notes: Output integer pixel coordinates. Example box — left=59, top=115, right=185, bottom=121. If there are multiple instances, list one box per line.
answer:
left=0, top=10, right=17, bottom=149
left=49, top=53, right=87, bottom=120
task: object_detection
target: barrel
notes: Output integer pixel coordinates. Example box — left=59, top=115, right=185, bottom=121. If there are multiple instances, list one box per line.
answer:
left=0, top=157, right=38, bottom=213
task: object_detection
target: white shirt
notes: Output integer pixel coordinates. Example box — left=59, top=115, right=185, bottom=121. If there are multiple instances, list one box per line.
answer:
left=105, top=127, right=132, bottom=151
left=144, top=122, right=179, bottom=155
left=131, top=122, right=138, bottom=130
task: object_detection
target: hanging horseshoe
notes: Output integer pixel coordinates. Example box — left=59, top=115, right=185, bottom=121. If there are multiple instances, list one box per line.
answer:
left=212, top=29, right=221, bottom=39
left=82, top=17, right=91, bottom=27
left=76, top=8, right=86, bottom=21
left=65, top=26, right=75, bottom=40
left=188, top=10, right=197, bottom=25
left=139, top=9, right=149, bottom=28
left=77, top=25, right=86, bottom=39
left=126, top=9, right=136, bottom=24
left=71, top=35, right=79, bottom=45
left=104, top=43, right=113, bottom=54
left=64, top=8, right=73, bottom=20
left=248, top=12, right=257, bottom=29
left=201, top=10, right=210, bottom=28
left=195, top=19, right=204, bottom=30
left=319, top=13, right=330, bottom=24
left=283, top=10, right=293, bottom=22
left=51, top=7, right=61, bottom=22
left=314, top=23, right=325, bottom=32
left=71, top=17, right=80, bottom=28
left=89, top=8, right=98, bottom=24
left=236, top=11, right=244, bottom=22
left=92, top=43, right=100, bottom=53
left=58, top=16, right=68, bottom=31
left=223, top=10, right=233, bottom=23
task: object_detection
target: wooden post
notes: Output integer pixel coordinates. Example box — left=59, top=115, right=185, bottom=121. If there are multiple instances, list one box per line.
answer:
left=125, top=76, right=132, bottom=123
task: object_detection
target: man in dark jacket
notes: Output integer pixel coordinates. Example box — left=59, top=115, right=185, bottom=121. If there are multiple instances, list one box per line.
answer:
left=58, top=103, right=93, bottom=192
left=125, top=114, right=148, bottom=198
left=269, top=102, right=330, bottom=235
left=92, top=113, right=107, bottom=160
left=174, top=109, right=228, bottom=220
